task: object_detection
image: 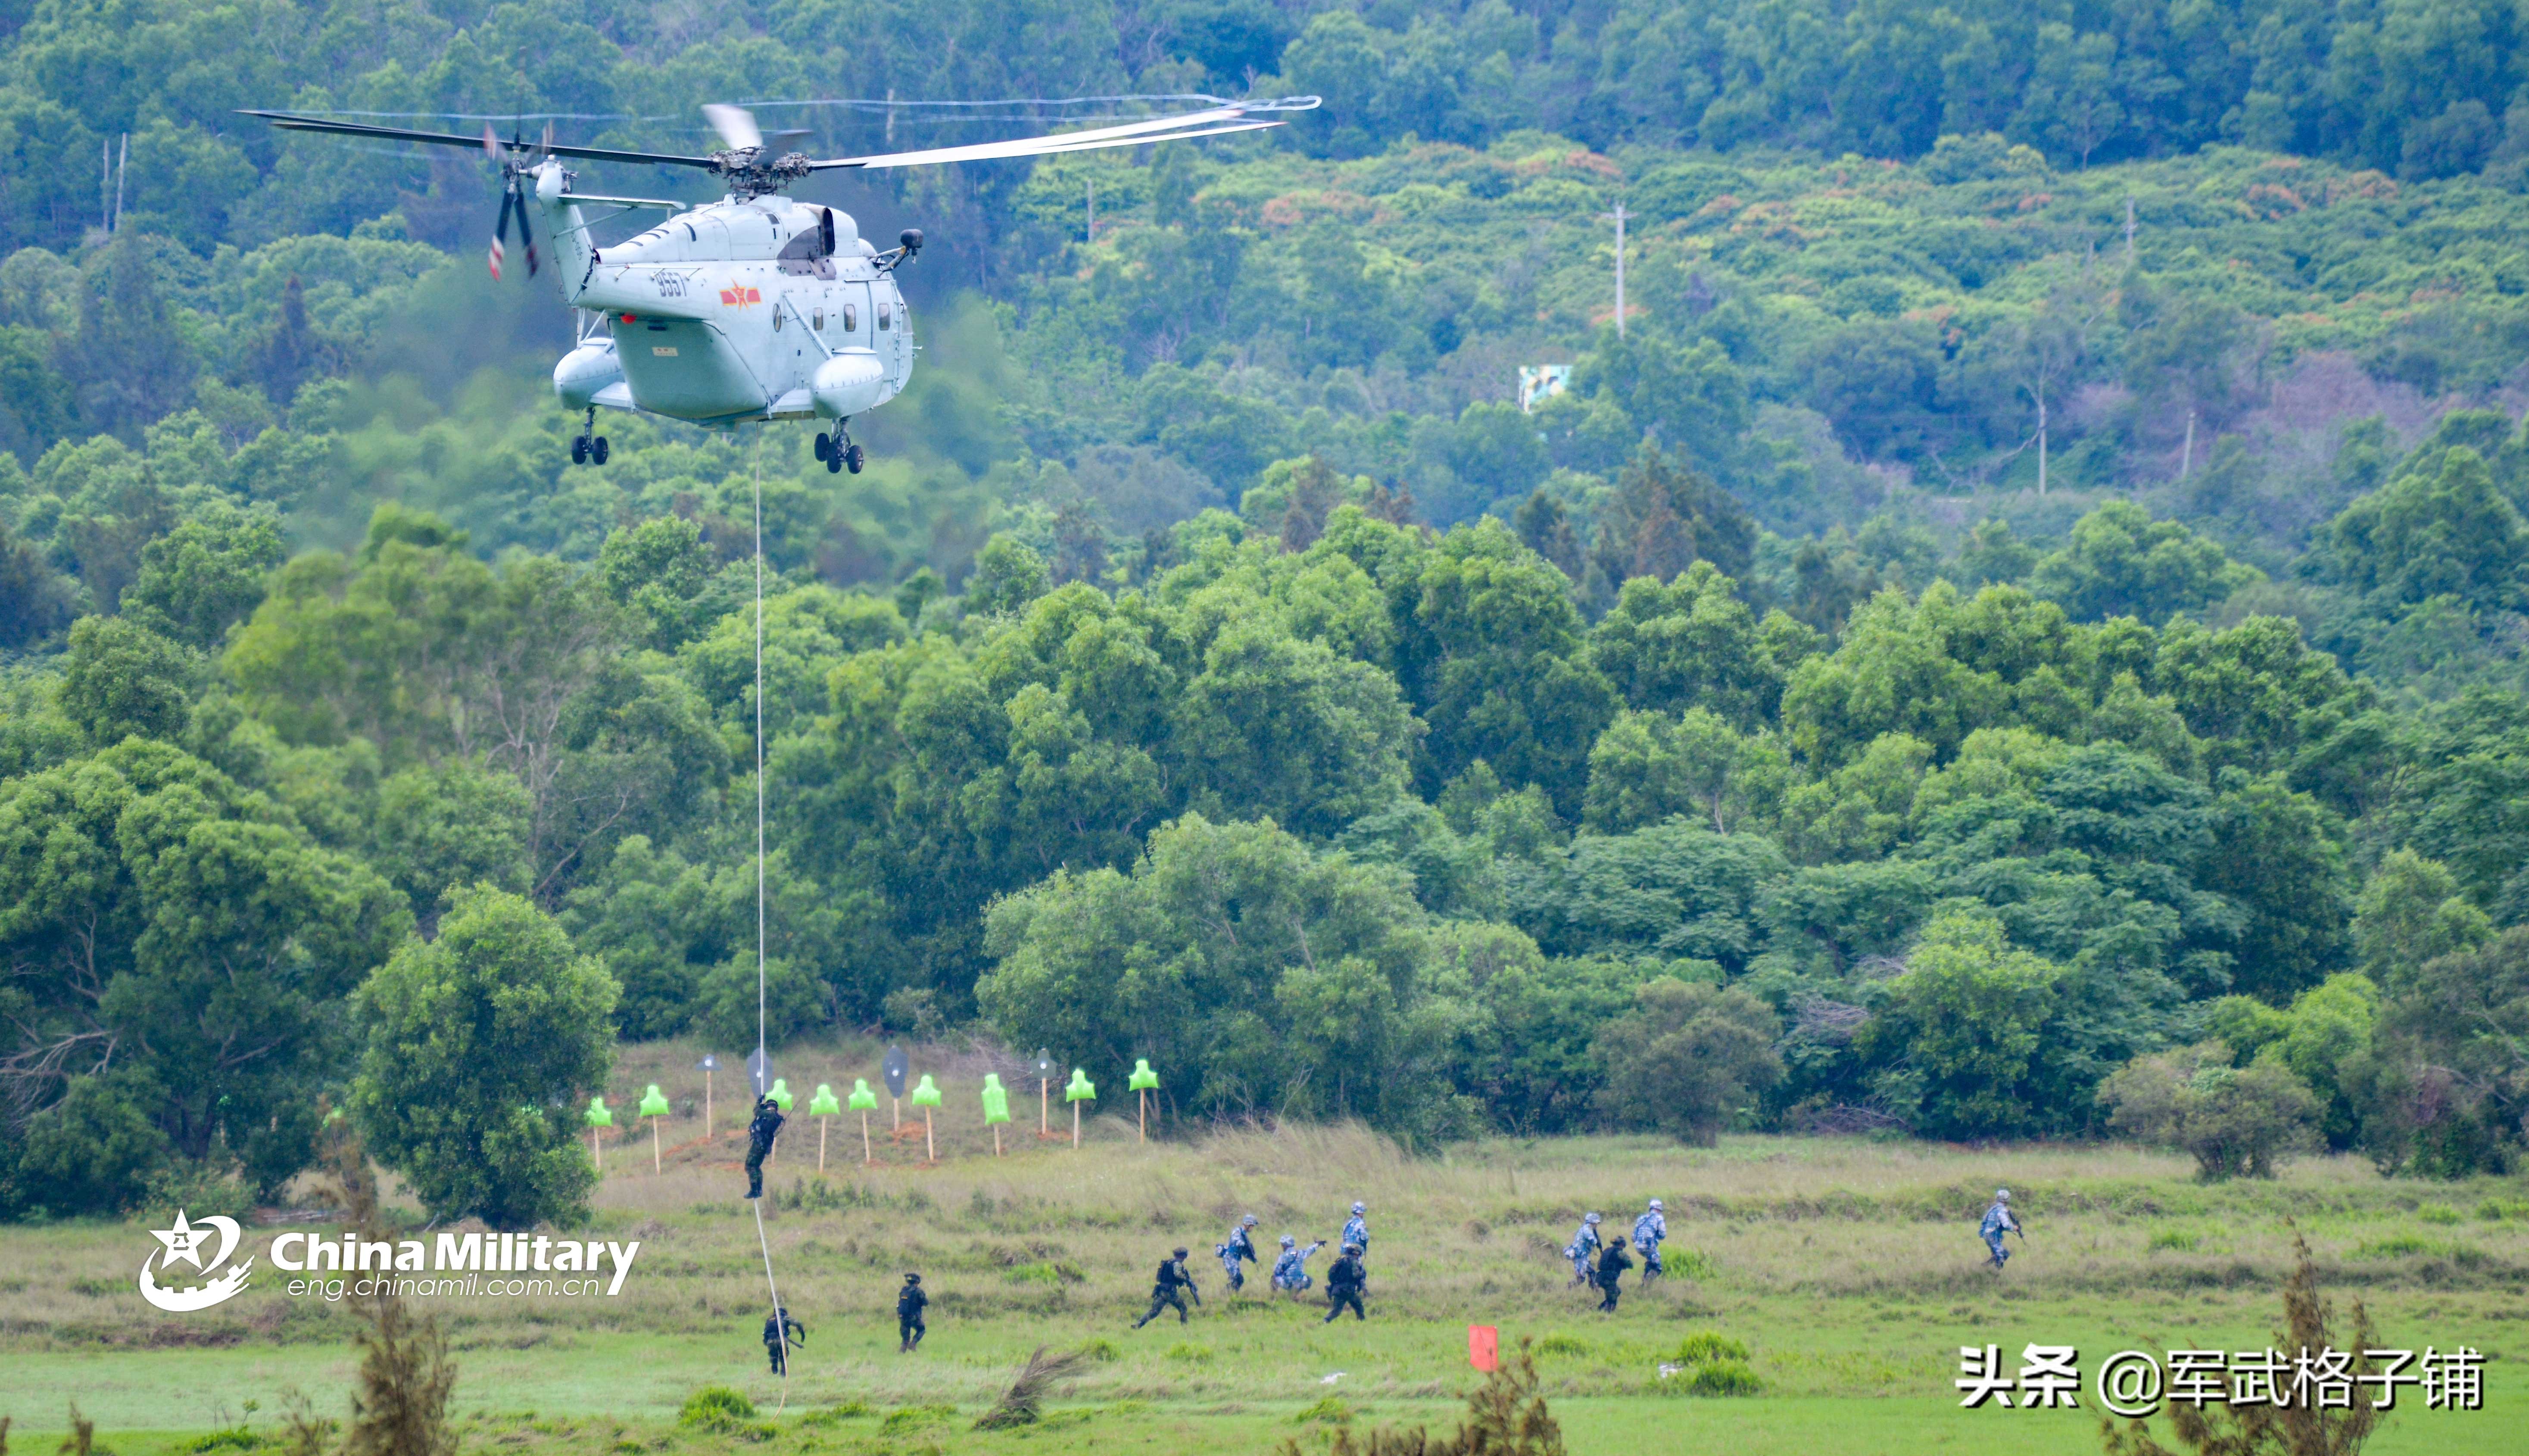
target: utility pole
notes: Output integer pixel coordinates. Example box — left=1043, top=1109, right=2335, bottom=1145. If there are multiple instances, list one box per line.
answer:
left=113, top=134, right=128, bottom=234
left=101, top=140, right=111, bottom=232
left=1086, top=178, right=1095, bottom=243
left=2180, top=409, right=2197, bottom=481
left=885, top=87, right=895, bottom=146
left=2123, top=196, right=2136, bottom=269
left=1602, top=202, right=1631, bottom=338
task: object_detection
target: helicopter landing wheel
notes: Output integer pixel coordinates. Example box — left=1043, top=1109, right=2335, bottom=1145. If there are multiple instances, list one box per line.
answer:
left=571, top=436, right=588, bottom=465
left=591, top=436, right=609, bottom=465
left=814, top=431, right=832, bottom=463
left=845, top=443, right=864, bottom=474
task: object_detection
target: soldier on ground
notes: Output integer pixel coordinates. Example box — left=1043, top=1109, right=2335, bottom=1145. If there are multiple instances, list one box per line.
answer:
left=1322, top=1242, right=1367, bottom=1323
left=1633, top=1199, right=1668, bottom=1285
left=897, top=1272, right=928, bottom=1352
left=762, top=1304, right=805, bottom=1373
left=1217, top=1213, right=1260, bottom=1292
left=1134, top=1247, right=1201, bottom=1328
left=1565, top=1212, right=1603, bottom=1286
left=1979, top=1188, right=2022, bottom=1271
left=1273, top=1234, right=1325, bottom=1294
left=1593, top=1234, right=1632, bottom=1314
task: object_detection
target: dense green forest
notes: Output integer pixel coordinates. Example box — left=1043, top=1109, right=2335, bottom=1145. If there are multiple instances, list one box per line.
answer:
left=4, top=0, right=2529, bottom=1223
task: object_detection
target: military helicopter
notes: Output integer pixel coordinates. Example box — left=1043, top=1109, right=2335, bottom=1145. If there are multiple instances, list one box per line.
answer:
left=243, top=97, right=1316, bottom=472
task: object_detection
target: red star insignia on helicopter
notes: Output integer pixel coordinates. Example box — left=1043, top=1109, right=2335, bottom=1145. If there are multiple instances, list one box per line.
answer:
left=719, top=283, right=761, bottom=307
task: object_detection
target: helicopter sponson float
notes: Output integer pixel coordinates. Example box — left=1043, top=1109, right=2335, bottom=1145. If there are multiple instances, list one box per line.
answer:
left=243, top=98, right=1317, bottom=471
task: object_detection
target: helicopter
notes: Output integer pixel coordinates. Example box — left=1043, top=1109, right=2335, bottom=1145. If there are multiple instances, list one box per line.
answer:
left=243, top=97, right=1317, bottom=472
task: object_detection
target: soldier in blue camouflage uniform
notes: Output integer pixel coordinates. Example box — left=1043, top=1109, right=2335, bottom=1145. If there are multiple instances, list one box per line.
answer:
left=1564, top=1212, right=1603, bottom=1286
left=1979, top=1188, right=2021, bottom=1270
left=1632, top=1199, right=1668, bottom=1285
left=1342, top=1201, right=1369, bottom=1253
left=1272, top=1234, right=1325, bottom=1294
left=1217, top=1213, right=1260, bottom=1292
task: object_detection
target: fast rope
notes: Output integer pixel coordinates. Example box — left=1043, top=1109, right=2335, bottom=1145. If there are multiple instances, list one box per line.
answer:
left=747, top=433, right=789, bottom=1409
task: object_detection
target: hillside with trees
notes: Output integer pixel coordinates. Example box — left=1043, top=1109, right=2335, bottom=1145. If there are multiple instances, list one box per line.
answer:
left=3, top=0, right=2528, bottom=1217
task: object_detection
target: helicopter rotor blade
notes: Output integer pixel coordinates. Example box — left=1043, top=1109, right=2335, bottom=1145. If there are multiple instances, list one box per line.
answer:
left=805, top=97, right=1315, bottom=171
left=702, top=103, right=763, bottom=152
left=488, top=185, right=513, bottom=280
left=241, top=110, right=718, bottom=169
left=813, top=115, right=1285, bottom=171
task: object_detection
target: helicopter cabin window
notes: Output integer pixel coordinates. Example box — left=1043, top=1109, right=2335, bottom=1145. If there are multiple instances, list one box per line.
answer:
left=842, top=303, right=857, bottom=331
left=877, top=303, right=892, bottom=331
left=813, top=309, right=823, bottom=331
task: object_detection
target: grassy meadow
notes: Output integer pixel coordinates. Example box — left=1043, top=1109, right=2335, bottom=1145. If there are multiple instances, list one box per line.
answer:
left=4, top=1038, right=2526, bottom=1456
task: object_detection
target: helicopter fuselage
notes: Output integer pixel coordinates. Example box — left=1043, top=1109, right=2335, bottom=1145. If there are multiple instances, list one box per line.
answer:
left=533, top=165, right=911, bottom=429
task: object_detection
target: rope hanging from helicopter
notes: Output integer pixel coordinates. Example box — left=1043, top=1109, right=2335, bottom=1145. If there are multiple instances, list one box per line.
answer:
left=746, top=435, right=792, bottom=1408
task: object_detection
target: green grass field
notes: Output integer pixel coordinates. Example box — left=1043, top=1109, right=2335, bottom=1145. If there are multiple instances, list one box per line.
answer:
left=6, top=1060, right=2527, bottom=1456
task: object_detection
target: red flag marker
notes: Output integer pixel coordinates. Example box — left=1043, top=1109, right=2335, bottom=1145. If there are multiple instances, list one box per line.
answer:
left=1469, top=1325, right=1499, bottom=1372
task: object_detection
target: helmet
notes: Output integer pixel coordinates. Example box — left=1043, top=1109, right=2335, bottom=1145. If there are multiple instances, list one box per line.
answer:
left=1351, top=1201, right=1367, bottom=1214
left=1280, top=1235, right=1295, bottom=1248
left=904, top=1272, right=920, bottom=1284
left=1173, top=1247, right=1188, bottom=1257
left=1996, top=1188, right=2011, bottom=1202
left=1242, top=1214, right=1258, bottom=1227
left=1343, top=1242, right=1361, bottom=1254
left=1584, top=1212, right=1602, bottom=1225
left=1609, top=1234, right=1628, bottom=1248
left=1649, top=1198, right=1664, bottom=1211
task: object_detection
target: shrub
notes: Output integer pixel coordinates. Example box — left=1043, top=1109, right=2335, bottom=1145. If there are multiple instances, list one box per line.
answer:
left=1663, top=1247, right=1720, bottom=1280
left=1292, top=1396, right=1354, bottom=1426
left=1592, top=979, right=1783, bottom=1145
left=2416, top=1203, right=2460, bottom=1225
left=677, top=1388, right=756, bottom=1433
left=2103, top=1235, right=2381, bottom=1455
left=16, top=1076, right=172, bottom=1216
left=973, top=1347, right=1091, bottom=1431
left=2097, top=1041, right=2318, bottom=1179
left=1687, top=1361, right=1764, bottom=1397
left=1674, top=1332, right=1751, bottom=1365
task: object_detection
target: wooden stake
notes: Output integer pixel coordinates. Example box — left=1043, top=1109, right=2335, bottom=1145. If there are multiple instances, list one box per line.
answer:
left=924, top=1107, right=935, bottom=1164
left=1040, top=1079, right=1049, bottom=1135
left=818, top=1117, right=828, bottom=1173
left=652, top=1118, right=661, bottom=1174
left=1072, top=1101, right=1081, bottom=1148
left=704, top=1068, right=713, bottom=1139
left=892, top=1096, right=901, bottom=1131
left=861, top=1111, right=872, bottom=1165
left=592, top=1128, right=602, bottom=1171
left=993, top=1124, right=1002, bottom=1157
left=1138, top=1090, right=1147, bottom=1143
